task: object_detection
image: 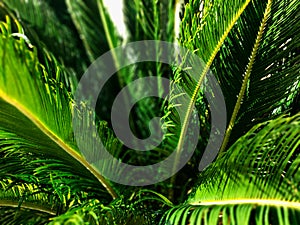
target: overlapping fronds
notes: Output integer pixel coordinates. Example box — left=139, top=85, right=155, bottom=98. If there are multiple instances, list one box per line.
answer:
left=176, top=0, right=300, bottom=149
left=66, top=0, right=121, bottom=62
left=1, top=0, right=85, bottom=72
left=161, top=114, right=300, bottom=224
left=124, top=0, right=176, bottom=42
left=0, top=0, right=299, bottom=224
left=0, top=17, right=119, bottom=199
left=162, top=0, right=299, bottom=197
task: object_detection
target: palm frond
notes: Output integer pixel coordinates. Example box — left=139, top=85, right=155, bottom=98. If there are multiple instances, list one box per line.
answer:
left=0, top=179, right=59, bottom=224
left=0, top=207, right=51, bottom=225
left=219, top=0, right=273, bottom=153
left=161, top=114, right=300, bottom=224
left=178, top=0, right=300, bottom=149
left=50, top=189, right=172, bottom=225
left=0, top=0, right=299, bottom=224
left=65, top=0, right=126, bottom=124
left=0, top=129, right=119, bottom=223
left=66, top=0, right=121, bottom=62
left=207, top=0, right=300, bottom=150
left=0, top=17, right=118, bottom=198
left=124, top=0, right=176, bottom=42
left=49, top=199, right=151, bottom=225
left=162, top=0, right=253, bottom=199
left=163, top=0, right=299, bottom=196
left=166, top=0, right=253, bottom=153
left=1, top=0, right=85, bottom=73
left=119, top=0, right=179, bottom=148
left=0, top=180, right=59, bottom=214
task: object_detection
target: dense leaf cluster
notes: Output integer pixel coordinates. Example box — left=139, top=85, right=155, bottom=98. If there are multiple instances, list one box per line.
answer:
left=0, top=0, right=299, bottom=224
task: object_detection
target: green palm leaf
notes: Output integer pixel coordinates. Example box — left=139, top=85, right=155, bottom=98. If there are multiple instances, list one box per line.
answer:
left=215, top=0, right=300, bottom=150
left=161, top=114, right=300, bottom=224
left=178, top=0, right=300, bottom=150
left=164, top=0, right=299, bottom=189
left=0, top=180, right=58, bottom=222
left=49, top=198, right=151, bottom=225
left=66, top=0, right=121, bottom=62
left=124, top=0, right=176, bottom=42
left=0, top=207, right=51, bottom=225
left=0, top=17, right=118, bottom=200
left=65, top=0, right=126, bottom=124
left=171, top=0, right=253, bottom=149
left=1, top=0, right=85, bottom=73
left=163, top=0, right=254, bottom=198
left=0, top=0, right=299, bottom=223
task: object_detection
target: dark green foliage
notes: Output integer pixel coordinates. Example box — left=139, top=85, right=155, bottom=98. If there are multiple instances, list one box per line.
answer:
left=0, top=0, right=299, bottom=224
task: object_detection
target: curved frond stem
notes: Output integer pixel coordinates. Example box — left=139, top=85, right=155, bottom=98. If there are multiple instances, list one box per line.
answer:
left=97, top=0, right=137, bottom=136
left=97, top=0, right=117, bottom=59
left=163, top=114, right=300, bottom=224
left=219, top=0, right=273, bottom=155
left=0, top=200, right=56, bottom=216
left=0, top=91, right=118, bottom=199
left=97, top=0, right=121, bottom=80
left=190, top=199, right=300, bottom=210
left=170, top=0, right=252, bottom=195
left=174, top=0, right=183, bottom=39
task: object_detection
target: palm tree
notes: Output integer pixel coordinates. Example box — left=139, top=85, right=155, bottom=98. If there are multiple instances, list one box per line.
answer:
left=0, top=0, right=299, bottom=224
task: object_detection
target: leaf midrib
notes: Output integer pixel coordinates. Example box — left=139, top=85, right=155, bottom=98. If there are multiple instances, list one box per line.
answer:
left=172, top=0, right=252, bottom=176
left=190, top=199, right=300, bottom=209
left=219, top=0, right=273, bottom=154
left=0, top=200, right=56, bottom=215
left=0, top=90, right=118, bottom=199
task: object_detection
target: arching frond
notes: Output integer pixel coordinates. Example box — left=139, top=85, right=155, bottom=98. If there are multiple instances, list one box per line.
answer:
left=163, top=0, right=300, bottom=198
left=161, top=114, right=300, bottom=224
left=1, top=0, right=85, bottom=73
left=0, top=17, right=118, bottom=199
left=0, top=0, right=299, bottom=224
left=49, top=199, right=151, bottom=225
left=50, top=189, right=172, bottom=225
left=177, top=0, right=300, bottom=148
left=66, top=0, right=121, bottom=62
left=123, top=0, right=176, bottom=42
